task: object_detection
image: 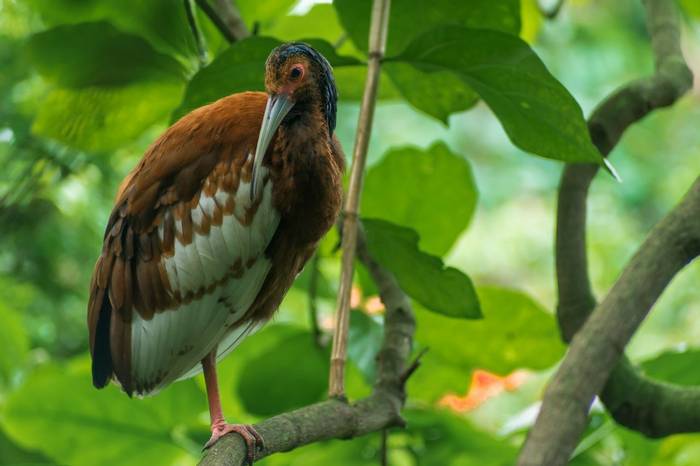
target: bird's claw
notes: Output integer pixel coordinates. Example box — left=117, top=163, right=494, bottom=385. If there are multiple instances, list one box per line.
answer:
left=204, top=423, right=264, bottom=465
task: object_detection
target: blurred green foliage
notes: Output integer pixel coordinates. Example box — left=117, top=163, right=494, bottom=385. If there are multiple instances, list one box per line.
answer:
left=0, top=0, right=699, bottom=465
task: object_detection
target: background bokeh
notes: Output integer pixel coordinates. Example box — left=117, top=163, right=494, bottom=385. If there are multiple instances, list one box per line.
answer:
left=0, top=0, right=699, bottom=465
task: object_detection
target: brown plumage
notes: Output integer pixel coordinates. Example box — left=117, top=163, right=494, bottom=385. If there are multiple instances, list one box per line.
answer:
left=87, top=42, right=343, bottom=456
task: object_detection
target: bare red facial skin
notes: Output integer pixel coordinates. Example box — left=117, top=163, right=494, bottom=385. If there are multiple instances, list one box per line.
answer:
left=278, top=64, right=306, bottom=96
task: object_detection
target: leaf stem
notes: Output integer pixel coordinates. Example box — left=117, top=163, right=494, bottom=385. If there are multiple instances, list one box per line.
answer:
left=308, top=252, right=322, bottom=346
left=184, top=0, right=208, bottom=67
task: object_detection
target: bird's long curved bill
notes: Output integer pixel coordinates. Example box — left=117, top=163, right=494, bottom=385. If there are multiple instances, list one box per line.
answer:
left=251, top=93, right=295, bottom=200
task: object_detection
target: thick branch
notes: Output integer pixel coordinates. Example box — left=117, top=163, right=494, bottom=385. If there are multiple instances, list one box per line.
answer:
left=199, top=228, right=415, bottom=466
left=520, top=177, right=700, bottom=466
left=601, top=357, right=700, bottom=437
left=330, top=0, right=391, bottom=398
left=553, top=0, right=697, bottom=439
left=195, top=0, right=249, bottom=43
left=519, top=1, right=695, bottom=463
left=557, top=0, right=693, bottom=341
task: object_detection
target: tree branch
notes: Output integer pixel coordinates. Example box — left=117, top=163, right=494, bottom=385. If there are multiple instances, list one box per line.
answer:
left=520, top=176, right=700, bottom=466
left=330, top=0, right=391, bottom=398
left=555, top=0, right=698, bottom=439
left=518, top=1, right=695, bottom=464
left=195, top=0, right=249, bottom=43
left=199, top=227, right=415, bottom=466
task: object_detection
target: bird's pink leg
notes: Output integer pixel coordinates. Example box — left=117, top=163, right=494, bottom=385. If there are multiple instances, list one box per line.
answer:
left=202, top=350, right=263, bottom=464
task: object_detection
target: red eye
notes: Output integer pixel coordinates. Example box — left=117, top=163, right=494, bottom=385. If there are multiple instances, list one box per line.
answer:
left=289, top=65, right=304, bottom=81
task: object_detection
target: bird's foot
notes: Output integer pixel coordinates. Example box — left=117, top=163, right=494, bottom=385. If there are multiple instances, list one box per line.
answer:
left=204, top=422, right=264, bottom=464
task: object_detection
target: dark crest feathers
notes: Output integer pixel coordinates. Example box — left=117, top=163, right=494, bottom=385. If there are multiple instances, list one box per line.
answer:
left=270, top=42, right=338, bottom=135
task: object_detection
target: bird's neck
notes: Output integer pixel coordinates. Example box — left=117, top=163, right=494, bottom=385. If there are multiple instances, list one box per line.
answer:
left=268, top=107, right=343, bottom=242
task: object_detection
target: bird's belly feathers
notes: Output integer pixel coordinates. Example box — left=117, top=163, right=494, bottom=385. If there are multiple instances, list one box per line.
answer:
left=129, top=175, right=279, bottom=395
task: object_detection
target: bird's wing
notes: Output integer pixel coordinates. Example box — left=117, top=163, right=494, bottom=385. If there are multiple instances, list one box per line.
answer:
left=88, top=92, right=280, bottom=395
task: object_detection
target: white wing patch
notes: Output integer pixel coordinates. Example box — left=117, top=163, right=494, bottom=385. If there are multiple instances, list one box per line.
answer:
left=130, top=175, right=279, bottom=395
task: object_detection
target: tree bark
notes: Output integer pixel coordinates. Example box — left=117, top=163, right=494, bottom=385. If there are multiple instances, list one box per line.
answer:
left=518, top=1, right=695, bottom=464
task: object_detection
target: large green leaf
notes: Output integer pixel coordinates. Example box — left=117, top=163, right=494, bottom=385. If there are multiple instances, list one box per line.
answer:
left=0, top=304, right=28, bottom=386
left=363, top=142, right=477, bottom=256
left=0, top=427, right=53, bottom=466
left=413, top=287, right=565, bottom=376
left=347, top=311, right=384, bottom=383
left=640, top=349, right=700, bottom=386
left=334, top=0, right=520, bottom=57
left=681, top=0, right=700, bottom=17
left=363, top=218, right=480, bottom=319
left=393, top=26, right=603, bottom=163
left=173, top=36, right=363, bottom=120
left=1, top=362, right=201, bottom=466
left=236, top=0, right=297, bottom=28
left=32, top=81, right=185, bottom=152
left=266, top=4, right=344, bottom=44
left=334, top=0, right=520, bottom=121
left=195, top=323, right=302, bottom=423
left=237, top=330, right=328, bottom=416
left=25, top=0, right=201, bottom=67
left=26, top=21, right=187, bottom=88
left=383, top=62, right=479, bottom=123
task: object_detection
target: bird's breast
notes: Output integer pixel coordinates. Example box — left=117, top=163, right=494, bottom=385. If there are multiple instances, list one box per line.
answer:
left=157, top=167, right=280, bottom=308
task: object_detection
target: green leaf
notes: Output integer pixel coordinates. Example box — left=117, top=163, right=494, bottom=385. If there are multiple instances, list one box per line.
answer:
left=25, top=0, right=202, bottom=67
left=265, top=4, right=345, bottom=44
left=640, top=349, right=700, bottom=386
left=26, top=22, right=188, bottom=86
left=1, top=361, right=201, bottom=466
left=383, top=62, right=479, bottom=123
left=414, top=287, right=565, bottom=375
left=173, top=36, right=362, bottom=120
left=0, top=304, right=28, bottom=386
left=32, top=81, right=185, bottom=152
left=237, top=330, right=328, bottom=416
left=334, top=0, right=520, bottom=120
left=347, top=311, right=384, bottom=383
left=334, top=0, right=520, bottom=57
left=405, top=408, right=517, bottom=466
left=195, top=323, right=302, bottom=422
left=363, top=142, right=477, bottom=256
left=363, top=218, right=480, bottom=319
left=681, top=0, right=700, bottom=17
left=0, top=426, right=52, bottom=466
left=392, top=26, right=602, bottom=164
left=173, top=36, right=278, bottom=120
left=236, top=0, right=297, bottom=28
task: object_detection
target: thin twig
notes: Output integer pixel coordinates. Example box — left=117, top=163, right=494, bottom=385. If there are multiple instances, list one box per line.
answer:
left=380, top=429, right=388, bottom=466
left=195, top=0, right=249, bottom=43
left=329, top=0, right=392, bottom=399
left=308, top=252, right=322, bottom=346
left=537, top=0, right=566, bottom=19
left=184, top=0, right=208, bottom=67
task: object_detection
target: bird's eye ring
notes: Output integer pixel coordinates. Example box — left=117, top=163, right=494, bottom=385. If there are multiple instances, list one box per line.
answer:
left=289, top=65, right=304, bottom=81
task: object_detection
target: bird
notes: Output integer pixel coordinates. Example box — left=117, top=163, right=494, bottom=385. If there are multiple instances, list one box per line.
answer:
left=87, top=42, right=344, bottom=462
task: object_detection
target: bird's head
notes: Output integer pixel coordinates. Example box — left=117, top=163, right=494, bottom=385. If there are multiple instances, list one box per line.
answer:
left=252, top=43, right=337, bottom=196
